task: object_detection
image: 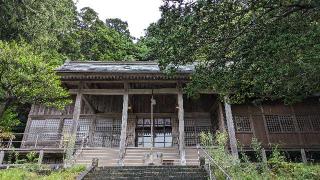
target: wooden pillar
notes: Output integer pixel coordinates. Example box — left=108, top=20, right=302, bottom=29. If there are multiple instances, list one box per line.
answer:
left=224, top=97, right=239, bottom=159
left=66, top=91, right=82, bottom=160
left=0, top=151, right=4, bottom=164
left=301, top=148, right=307, bottom=163
left=38, top=150, right=44, bottom=165
left=71, top=92, right=83, bottom=138
left=178, top=89, right=186, bottom=165
left=119, top=83, right=129, bottom=165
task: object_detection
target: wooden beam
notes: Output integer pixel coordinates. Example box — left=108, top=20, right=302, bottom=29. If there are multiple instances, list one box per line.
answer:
left=69, top=89, right=124, bottom=95
left=129, top=88, right=178, bottom=94
left=118, top=83, right=129, bottom=166
left=224, top=96, right=239, bottom=159
left=178, top=88, right=186, bottom=165
left=69, top=88, right=215, bottom=95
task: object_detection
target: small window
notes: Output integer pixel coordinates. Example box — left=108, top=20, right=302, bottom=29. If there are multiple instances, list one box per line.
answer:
left=265, top=115, right=295, bottom=133
left=234, top=116, right=251, bottom=132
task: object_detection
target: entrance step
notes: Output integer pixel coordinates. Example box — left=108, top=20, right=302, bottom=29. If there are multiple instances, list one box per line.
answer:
left=124, top=148, right=181, bottom=166
left=75, top=148, right=119, bottom=167
left=83, top=166, right=208, bottom=180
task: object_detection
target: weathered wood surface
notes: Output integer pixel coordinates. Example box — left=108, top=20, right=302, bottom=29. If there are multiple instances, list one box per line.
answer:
left=119, top=83, right=129, bottom=165
left=178, top=89, right=186, bottom=165
left=224, top=97, right=239, bottom=159
left=301, top=148, right=307, bottom=163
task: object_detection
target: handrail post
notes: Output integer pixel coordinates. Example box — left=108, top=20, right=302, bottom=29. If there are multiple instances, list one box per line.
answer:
left=8, top=136, right=13, bottom=149
left=209, top=162, right=212, bottom=180
left=35, top=134, right=39, bottom=149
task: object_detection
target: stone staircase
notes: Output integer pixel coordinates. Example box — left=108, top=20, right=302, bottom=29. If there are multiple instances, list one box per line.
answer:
left=75, top=148, right=120, bottom=167
left=74, top=147, right=202, bottom=167
left=83, top=166, right=208, bottom=180
left=124, top=147, right=180, bottom=166
left=185, top=147, right=204, bottom=166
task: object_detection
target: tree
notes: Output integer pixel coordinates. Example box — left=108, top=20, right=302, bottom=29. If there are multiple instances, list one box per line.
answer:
left=0, top=41, right=71, bottom=126
left=106, top=18, right=131, bottom=38
left=60, top=7, right=140, bottom=61
left=147, top=0, right=320, bottom=104
left=0, top=0, right=77, bottom=52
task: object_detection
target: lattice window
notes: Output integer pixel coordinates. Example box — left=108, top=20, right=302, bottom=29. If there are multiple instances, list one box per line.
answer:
left=265, top=115, right=295, bottom=133
left=43, top=119, right=60, bottom=140
left=76, top=118, right=92, bottom=145
left=92, top=118, right=120, bottom=148
left=27, top=120, right=46, bottom=141
left=234, top=116, right=251, bottom=132
left=279, top=116, right=295, bottom=132
left=62, top=119, right=73, bottom=136
left=184, top=118, right=213, bottom=146
left=310, top=115, right=320, bottom=131
left=296, top=115, right=312, bottom=131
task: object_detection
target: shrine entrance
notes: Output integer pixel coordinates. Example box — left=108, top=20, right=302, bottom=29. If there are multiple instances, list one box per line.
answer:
left=135, top=117, right=173, bottom=148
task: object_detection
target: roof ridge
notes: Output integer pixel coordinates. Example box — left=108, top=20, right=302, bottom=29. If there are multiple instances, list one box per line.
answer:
left=66, top=61, right=158, bottom=65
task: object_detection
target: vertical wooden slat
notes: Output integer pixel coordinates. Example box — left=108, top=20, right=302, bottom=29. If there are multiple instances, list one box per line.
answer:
left=119, top=83, right=129, bottom=165
left=224, top=97, right=239, bottom=159
left=178, top=89, right=186, bottom=165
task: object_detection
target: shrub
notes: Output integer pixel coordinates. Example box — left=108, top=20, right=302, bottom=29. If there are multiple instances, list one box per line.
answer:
left=0, top=165, right=86, bottom=180
left=200, top=131, right=320, bottom=180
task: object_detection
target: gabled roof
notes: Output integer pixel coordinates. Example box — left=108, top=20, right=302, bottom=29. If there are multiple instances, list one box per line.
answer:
left=56, top=61, right=195, bottom=81
left=57, top=61, right=195, bottom=74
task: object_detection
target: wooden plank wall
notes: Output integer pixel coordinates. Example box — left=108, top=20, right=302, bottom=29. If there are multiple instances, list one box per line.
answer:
left=232, top=97, right=320, bottom=149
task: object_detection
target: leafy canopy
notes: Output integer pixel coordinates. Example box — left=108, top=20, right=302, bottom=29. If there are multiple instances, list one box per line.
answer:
left=147, top=0, right=320, bottom=104
left=0, top=41, right=71, bottom=110
left=60, top=7, right=142, bottom=61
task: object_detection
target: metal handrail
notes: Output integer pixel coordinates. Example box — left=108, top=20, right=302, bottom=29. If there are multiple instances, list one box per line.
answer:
left=197, top=144, right=232, bottom=180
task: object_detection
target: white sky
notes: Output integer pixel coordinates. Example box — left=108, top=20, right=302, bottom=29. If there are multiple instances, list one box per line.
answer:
left=76, top=0, right=163, bottom=38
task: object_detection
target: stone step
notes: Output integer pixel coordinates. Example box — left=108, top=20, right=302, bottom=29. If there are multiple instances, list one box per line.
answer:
left=84, top=166, right=208, bottom=180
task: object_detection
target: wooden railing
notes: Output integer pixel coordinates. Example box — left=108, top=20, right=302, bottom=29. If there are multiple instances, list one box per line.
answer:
left=0, top=132, right=71, bottom=150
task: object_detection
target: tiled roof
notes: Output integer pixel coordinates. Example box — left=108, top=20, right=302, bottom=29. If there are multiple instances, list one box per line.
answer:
left=57, top=61, right=195, bottom=74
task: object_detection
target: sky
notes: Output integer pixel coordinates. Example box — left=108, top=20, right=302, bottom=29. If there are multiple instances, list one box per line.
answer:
left=76, top=0, right=163, bottom=38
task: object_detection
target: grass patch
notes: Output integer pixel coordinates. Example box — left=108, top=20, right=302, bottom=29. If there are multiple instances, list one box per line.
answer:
left=0, top=164, right=86, bottom=180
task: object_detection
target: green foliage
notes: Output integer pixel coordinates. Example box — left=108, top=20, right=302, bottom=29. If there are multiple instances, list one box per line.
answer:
left=0, top=165, right=86, bottom=180
left=26, top=152, right=38, bottom=163
left=60, top=7, right=141, bottom=61
left=0, top=41, right=71, bottom=112
left=0, top=106, right=20, bottom=132
left=0, top=0, right=77, bottom=52
left=147, top=0, right=320, bottom=104
left=200, top=131, right=320, bottom=179
left=106, top=18, right=131, bottom=38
